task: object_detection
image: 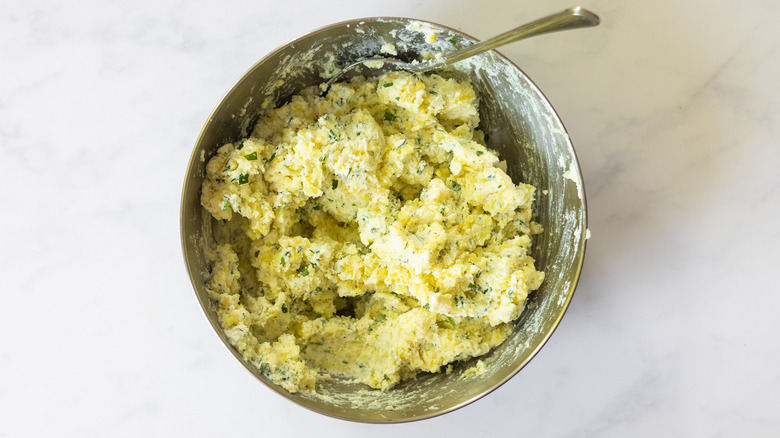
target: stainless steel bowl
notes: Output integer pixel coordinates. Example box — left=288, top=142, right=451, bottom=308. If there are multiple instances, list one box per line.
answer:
left=181, top=17, right=587, bottom=423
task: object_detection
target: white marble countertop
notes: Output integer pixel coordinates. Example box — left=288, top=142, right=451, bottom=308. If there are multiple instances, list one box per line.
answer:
left=2, top=0, right=779, bottom=436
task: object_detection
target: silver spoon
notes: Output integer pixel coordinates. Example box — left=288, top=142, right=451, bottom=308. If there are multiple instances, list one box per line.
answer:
left=326, top=7, right=600, bottom=87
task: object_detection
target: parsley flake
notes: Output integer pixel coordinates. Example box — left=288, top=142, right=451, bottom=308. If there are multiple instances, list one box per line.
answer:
left=332, top=179, right=338, bottom=190
left=383, top=111, right=396, bottom=122
left=244, top=151, right=257, bottom=160
left=238, top=174, right=249, bottom=185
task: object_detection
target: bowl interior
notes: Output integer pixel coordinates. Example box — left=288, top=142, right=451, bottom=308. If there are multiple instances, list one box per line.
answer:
left=181, top=17, right=587, bottom=423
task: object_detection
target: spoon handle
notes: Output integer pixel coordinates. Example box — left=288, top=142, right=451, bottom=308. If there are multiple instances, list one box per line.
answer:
left=413, top=7, right=600, bottom=72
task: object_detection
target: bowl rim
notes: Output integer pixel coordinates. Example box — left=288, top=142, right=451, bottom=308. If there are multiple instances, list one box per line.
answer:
left=180, top=15, right=588, bottom=423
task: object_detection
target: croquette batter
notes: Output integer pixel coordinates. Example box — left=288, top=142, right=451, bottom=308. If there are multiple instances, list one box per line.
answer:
left=201, top=71, right=544, bottom=392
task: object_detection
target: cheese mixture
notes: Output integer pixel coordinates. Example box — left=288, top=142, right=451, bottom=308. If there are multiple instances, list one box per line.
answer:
left=201, top=71, right=544, bottom=392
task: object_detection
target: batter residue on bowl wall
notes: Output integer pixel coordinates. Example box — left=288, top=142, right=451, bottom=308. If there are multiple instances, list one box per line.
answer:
left=201, top=71, right=544, bottom=393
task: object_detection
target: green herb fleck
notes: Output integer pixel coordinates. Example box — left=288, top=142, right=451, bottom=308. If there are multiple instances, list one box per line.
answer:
left=298, top=264, right=309, bottom=276
left=342, top=360, right=349, bottom=364
left=430, top=90, right=437, bottom=95
left=328, top=129, right=338, bottom=141
left=244, top=151, right=257, bottom=160
left=238, top=174, right=249, bottom=185
left=254, top=250, right=259, bottom=257
left=280, top=256, right=286, bottom=267
left=332, top=179, right=338, bottom=190
left=468, top=283, right=477, bottom=290
left=221, top=200, right=230, bottom=211
left=449, top=180, right=461, bottom=191
left=383, top=82, right=393, bottom=87
left=476, top=151, right=484, bottom=156
left=312, top=205, right=322, bottom=210
left=424, top=303, right=430, bottom=310
left=447, top=316, right=455, bottom=325
left=281, top=304, right=288, bottom=313
left=237, top=141, right=244, bottom=150
left=383, top=111, right=396, bottom=122
left=440, top=207, right=445, bottom=215
left=395, top=97, right=400, bottom=101
left=449, top=38, right=457, bottom=45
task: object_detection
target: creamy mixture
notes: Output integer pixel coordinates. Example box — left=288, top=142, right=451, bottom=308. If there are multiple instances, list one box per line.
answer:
left=201, top=71, right=544, bottom=392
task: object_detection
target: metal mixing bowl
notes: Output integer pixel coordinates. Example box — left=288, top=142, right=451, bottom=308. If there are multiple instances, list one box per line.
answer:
left=180, top=17, right=587, bottom=423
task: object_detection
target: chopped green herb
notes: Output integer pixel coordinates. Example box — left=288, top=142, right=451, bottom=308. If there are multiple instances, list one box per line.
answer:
left=332, top=179, right=338, bottom=190
left=468, top=283, right=477, bottom=290
left=312, top=205, right=322, bottom=210
left=447, top=316, right=455, bottom=325
left=342, top=360, right=349, bottom=364
left=395, top=97, right=400, bottom=101
left=430, top=90, right=437, bottom=95
left=449, top=38, right=457, bottom=45
left=383, top=82, right=393, bottom=87
left=440, top=207, right=445, bottom=215
left=298, top=264, right=309, bottom=276
left=383, top=111, right=396, bottom=122
left=244, top=151, right=257, bottom=160
left=449, top=180, right=461, bottom=191
left=267, top=152, right=276, bottom=162
left=424, top=303, right=430, bottom=310
left=315, top=287, right=322, bottom=292
left=280, top=256, right=286, bottom=267
left=238, top=174, right=249, bottom=185
left=237, top=141, right=245, bottom=150
left=328, top=129, right=338, bottom=140
left=221, top=200, right=230, bottom=211
left=476, top=151, right=484, bottom=156
left=254, top=250, right=259, bottom=257
left=281, top=304, right=288, bottom=313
